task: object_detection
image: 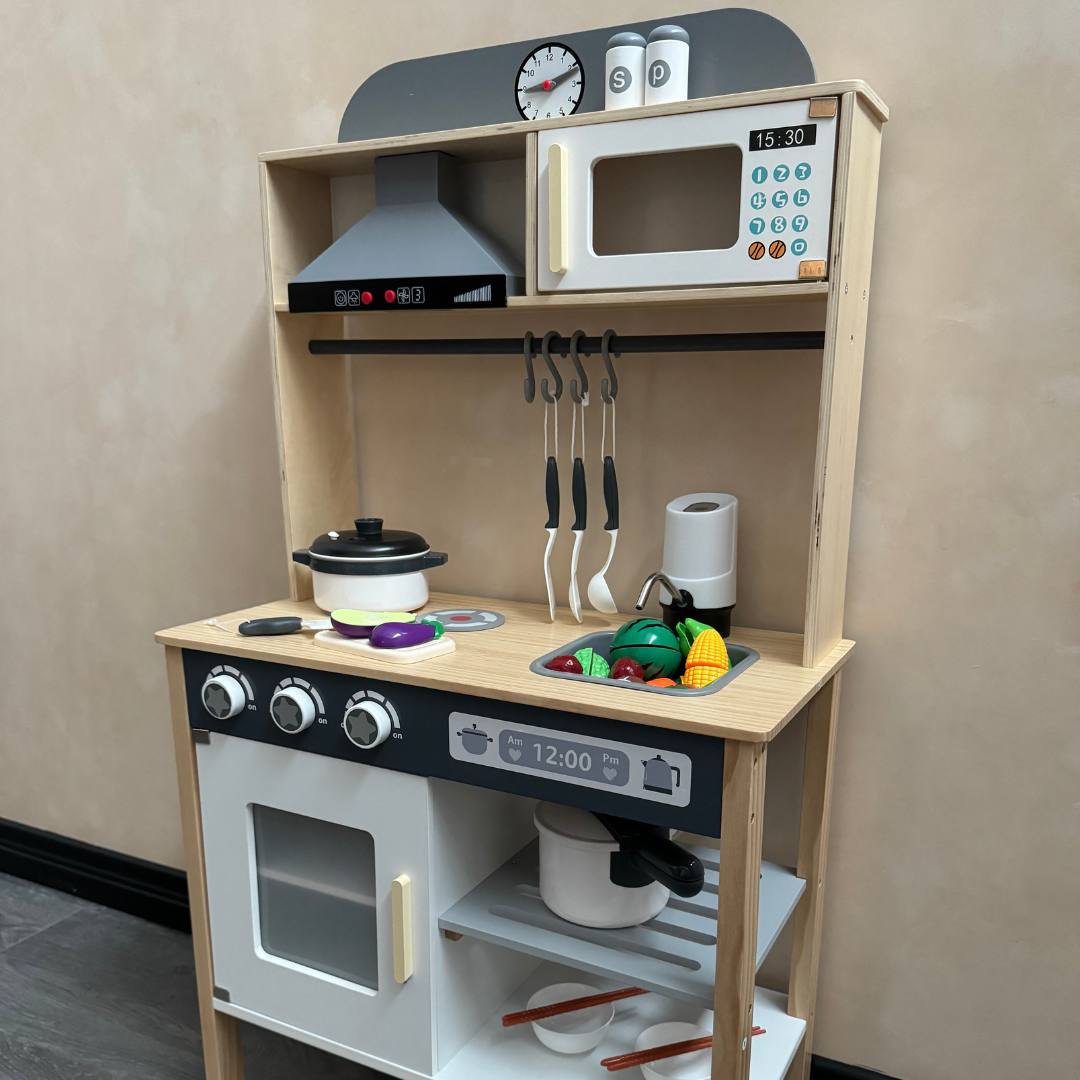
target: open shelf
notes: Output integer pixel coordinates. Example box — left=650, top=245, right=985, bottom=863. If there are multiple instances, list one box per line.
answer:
left=436, top=961, right=805, bottom=1080
left=438, top=840, right=805, bottom=1011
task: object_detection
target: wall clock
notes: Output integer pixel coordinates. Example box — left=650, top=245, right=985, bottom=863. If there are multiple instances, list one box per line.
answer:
left=515, top=42, right=584, bottom=120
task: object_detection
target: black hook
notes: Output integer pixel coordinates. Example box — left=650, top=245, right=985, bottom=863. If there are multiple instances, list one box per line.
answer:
left=523, top=331, right=535, bottom=403
left=601, top=329, right=619, bottom=403
left=569, top=330, right=589, bottom=404
left=540, top=330, right=563, bottom=403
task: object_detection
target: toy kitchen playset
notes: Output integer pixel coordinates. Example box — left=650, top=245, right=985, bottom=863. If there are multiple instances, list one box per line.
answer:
left=157, top=10, right=885, bottom=1080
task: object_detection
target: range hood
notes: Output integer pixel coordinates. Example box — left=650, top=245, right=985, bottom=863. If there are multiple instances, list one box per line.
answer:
left=288, top=152, right=525, bottom=313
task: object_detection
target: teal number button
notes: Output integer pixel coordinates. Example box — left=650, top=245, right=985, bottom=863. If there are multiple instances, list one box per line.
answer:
left=749, top=218, right=765, bottom=235
left=793, top=188, right=810, bottom=207
left=772, top=190, right=788, bottom=208
left=791, top=238, right=807, bottom=255
left=750, top=191, right=766, bottom=210
left=771, top=216, right=787, bottom=233
left=794, top=162, right=811, bottom=180
left=773, top=164, right=790, bottom=182
left=792, top=215, right=808, bottom=233
left=752, top=166, right=768, bottom=184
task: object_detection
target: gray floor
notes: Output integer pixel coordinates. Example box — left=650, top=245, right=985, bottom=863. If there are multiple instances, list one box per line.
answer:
left=0, top=871, right=383, bottom=1079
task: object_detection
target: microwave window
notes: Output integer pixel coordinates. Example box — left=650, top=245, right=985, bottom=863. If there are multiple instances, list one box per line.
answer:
left=252, top=804, right=379, bottom=990
left=591, top=146, right=742, bottom=256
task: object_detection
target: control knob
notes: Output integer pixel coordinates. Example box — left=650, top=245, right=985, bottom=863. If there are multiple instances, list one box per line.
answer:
left=201, top=675, right=246, bottom=720
left=343, top=701, right=392, bottom=749
left=270, top=687, right=316, bottom=734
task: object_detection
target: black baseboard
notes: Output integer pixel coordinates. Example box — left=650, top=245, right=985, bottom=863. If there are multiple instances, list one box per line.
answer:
left=812, top=1055, right=899, bottom=1080
left=0, top=816, right=191, bottom=932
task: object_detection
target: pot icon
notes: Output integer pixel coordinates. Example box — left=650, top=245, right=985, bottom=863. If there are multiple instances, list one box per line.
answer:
left=457, top=724, right=493, bottom=755
left=642, top=755, right=681, bottom=794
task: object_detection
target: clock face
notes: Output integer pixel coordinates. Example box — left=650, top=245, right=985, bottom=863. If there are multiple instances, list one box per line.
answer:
left=515, top=43, right=584, bottom=121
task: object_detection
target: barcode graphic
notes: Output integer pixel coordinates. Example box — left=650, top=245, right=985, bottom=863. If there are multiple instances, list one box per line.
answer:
left=453, top=284, right=492, bottom=304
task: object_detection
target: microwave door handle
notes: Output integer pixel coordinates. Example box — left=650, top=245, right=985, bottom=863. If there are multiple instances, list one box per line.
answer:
left=548, top=143, right=569, bottom=275
left=392, top=874, right=414, bottom=983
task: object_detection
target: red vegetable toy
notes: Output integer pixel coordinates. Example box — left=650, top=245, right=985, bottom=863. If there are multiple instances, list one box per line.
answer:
left=610, top=657, right=645, bottom=681
left=545, top=654, right=584, bottom=674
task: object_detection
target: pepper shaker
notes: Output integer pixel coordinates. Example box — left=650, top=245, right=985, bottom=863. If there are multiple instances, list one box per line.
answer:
left=644, top=24, right=690, bottom=106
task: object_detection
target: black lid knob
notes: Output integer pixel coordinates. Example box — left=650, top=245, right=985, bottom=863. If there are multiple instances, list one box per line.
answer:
left=354, top=518, right=383, bottom=536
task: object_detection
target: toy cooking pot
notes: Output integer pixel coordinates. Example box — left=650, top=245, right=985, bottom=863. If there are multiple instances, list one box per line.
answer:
left=534, top=803, right=704, bottom=929
left=292, top=518, right=448, bottom=613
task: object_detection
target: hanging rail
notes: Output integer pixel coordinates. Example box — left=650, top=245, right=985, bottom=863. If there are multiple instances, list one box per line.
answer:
left=307, top=331, right=825, bottom=356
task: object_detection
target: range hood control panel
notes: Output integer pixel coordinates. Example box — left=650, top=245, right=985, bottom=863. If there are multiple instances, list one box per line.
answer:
left=289, top=275, right=507, bottom=312
left=183, top=649, right=724, bottom=836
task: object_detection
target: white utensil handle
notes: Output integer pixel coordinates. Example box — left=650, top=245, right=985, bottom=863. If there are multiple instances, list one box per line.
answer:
left=392, top=874, right=413, bottom=983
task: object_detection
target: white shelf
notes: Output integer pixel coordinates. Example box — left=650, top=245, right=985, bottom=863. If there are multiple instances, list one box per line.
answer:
left=436, top=961, right=805, bottom=1080
left=438, top=841, right=805, bottom=1011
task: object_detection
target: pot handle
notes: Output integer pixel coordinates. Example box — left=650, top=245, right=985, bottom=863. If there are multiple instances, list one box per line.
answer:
left=621, top=831, right=704, bottom=897
left=422, top=552, right=449, bottom=568
left=595, top=813, right=704, bottom=898
left=292, top=549, right=312, bottom=566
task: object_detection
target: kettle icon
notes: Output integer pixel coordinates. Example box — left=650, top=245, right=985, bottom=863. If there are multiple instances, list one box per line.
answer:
left=642, top=755, right=681, bottom=795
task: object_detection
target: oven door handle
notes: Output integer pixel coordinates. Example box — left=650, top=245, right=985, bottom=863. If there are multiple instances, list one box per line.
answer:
left=392, top=874, right=414, bottom=983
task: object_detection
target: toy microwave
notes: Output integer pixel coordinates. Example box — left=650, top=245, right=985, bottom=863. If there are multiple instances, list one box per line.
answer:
left=537, top=97, right=837, bottom=292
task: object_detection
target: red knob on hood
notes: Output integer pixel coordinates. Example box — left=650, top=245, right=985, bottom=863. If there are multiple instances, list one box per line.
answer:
left=384, top=289, right=396, bottom=303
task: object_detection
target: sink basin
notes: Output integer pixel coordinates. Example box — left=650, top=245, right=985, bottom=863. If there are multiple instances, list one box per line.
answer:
left=530, top=631, right=758, bottom=697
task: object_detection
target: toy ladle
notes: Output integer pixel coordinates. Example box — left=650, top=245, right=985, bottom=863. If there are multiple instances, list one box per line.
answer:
left=587, top=331, right=620, bottom=615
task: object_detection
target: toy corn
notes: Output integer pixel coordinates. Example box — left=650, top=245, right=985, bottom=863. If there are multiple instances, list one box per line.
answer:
left=680, top=627, right=730, bottom=688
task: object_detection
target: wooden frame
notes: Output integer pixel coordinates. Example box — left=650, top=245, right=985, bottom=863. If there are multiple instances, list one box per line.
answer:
left=160, top=78, right=885, bottom=1080
left=258, top=82, right=884, bottom=665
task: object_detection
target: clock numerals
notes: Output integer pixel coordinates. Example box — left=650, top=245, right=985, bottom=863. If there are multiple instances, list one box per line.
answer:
left=515, top=42, right=584, bottom=121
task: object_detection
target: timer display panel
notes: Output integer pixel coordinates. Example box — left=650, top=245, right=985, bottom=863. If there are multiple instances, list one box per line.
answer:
left=749, top=124, right=817, bottom=151
left=448, top=712, right=692, bottom=807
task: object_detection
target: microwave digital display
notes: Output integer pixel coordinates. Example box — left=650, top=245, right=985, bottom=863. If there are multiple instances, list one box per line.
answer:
left=749, top=124, right=817, bottom=151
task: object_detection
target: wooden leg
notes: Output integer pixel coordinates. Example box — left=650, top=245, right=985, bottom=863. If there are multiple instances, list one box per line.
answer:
left=713, top=739, right=768, bottom=1080
left=166, top=647, right=245, bottom=1080
left=786, top=672, right=842, bottom=1080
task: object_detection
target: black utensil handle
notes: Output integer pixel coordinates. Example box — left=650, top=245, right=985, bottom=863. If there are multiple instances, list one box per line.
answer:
left=603, top=455, right=619, bottom=531
left=545, top=456, right=560, bottom=529
left=572, top=457, right=587, bottom=531
left=238, top=617, right=303, bottom=636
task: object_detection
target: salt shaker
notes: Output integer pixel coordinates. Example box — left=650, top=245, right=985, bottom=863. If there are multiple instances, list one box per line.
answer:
left=605, top=32, right=646, bottom=110
left=644, top=24, right=689, bottom=106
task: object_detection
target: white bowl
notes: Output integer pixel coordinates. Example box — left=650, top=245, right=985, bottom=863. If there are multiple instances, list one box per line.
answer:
left=526, top=982, right=614, bottom=1054
left=635, top=1022, right=712, bottom=1080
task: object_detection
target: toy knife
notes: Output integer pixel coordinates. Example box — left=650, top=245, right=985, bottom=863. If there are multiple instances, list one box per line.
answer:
left=543, top=454, right=559, bottom=621
left=568, top=455, right=586, bottom=623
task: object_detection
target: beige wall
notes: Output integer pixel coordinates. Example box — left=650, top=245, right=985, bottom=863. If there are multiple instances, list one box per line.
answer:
left=0, top=3, right=1077, bottom=1079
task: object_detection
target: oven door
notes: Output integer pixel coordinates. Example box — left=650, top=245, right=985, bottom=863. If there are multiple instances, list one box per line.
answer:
left=537, top=99, right=837, bottom=292
left=196, top=732, right=433, bottom=1075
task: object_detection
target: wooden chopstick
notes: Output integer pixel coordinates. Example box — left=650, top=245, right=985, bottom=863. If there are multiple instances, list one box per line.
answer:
left=502, top=986, right=649, bottom=1027
left=600, top=1028, right=765, bottom=1071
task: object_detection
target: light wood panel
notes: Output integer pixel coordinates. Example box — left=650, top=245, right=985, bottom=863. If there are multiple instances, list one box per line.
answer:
left=802, top=93, right=883, bottom=667
left=786, top=672, right=842, bottom=1080
left=258, top=81, right=887, bottom=177
left=524, top=132, right=538, bottom=297
left=265, top=312, right=355, bottom=601
left=155, top=593, right=853, bottom=742
left=714, top=739, right=768, bottom=1080
left=260, top=162, right=333, bottom=309
left=166, top=647, right=245, bottom=1080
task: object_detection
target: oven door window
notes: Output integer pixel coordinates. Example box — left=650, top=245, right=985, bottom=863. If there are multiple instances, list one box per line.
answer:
left=252, top=805, right=378, bottom=990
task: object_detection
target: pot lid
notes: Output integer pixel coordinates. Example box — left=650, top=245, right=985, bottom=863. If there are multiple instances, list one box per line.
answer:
left=309, top=518, right=429, bottom=560
left=534, top=802, right=615, bottom=845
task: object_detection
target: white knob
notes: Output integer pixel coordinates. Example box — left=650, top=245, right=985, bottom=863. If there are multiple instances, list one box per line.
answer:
left=343, top=701, right=392, bottom=749
left=202, top=675, right=246, bottom=720
left=270, top=687, right=316, bottom=734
